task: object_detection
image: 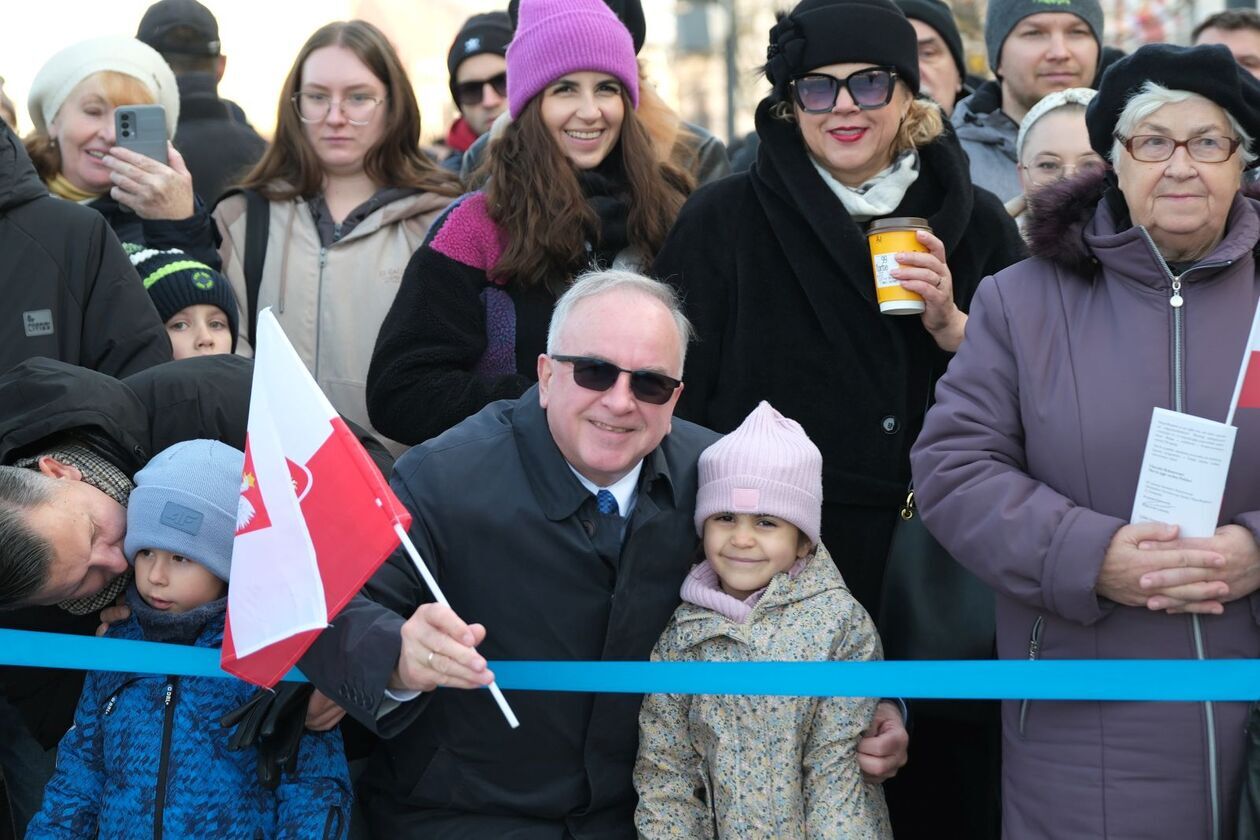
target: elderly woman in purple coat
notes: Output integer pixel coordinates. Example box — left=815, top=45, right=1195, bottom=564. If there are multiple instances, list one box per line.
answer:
left=912, top=43, right=1260, bottom=840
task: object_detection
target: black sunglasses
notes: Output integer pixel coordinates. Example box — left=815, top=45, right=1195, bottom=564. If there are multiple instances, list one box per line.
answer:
left=453, top=72, right=508, bottom=107
left=791, top=68, right=899, bottom=113
left=550, top=355, right=681, bottom=405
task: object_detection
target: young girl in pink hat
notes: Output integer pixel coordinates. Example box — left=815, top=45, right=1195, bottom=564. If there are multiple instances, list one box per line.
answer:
left=365, top=0, right=692, bottom=448
left=634, top=402, right=893, bottom=839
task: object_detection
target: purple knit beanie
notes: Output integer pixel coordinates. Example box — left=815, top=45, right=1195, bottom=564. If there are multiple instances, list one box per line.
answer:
left=694, top=401, right=824, bottom=546
left=506, top=0, right=640, bottom=118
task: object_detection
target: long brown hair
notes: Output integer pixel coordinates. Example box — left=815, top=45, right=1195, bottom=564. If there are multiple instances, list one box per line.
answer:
left=484, top=90, right=691, bottom=291
left=237, top=20, right=460, bottom=200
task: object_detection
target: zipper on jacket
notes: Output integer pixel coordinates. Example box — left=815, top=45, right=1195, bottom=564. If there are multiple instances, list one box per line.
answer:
left=1137, top=226, right=1223, bottom=840
left=1018, top=616, right=1044, bottom=736
left=153, top=678, right=179, bottom=840
left=314, top=247, right=328, bottom=381
left=101, top=676, right=144, bottom=716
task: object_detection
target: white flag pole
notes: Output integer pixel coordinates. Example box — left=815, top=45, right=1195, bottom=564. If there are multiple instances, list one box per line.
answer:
left=391, top=522, right=520, bottom=730
left=1225, top=297, right=1260, bottom=427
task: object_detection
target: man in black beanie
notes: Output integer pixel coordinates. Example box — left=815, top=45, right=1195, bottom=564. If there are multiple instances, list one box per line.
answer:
left=896, top=0, right=970, bottom=116
left=136, top=0, right=266, bottom=205
left=441, top=12, right=513, bottom=173
left=951, top=0, right=1103, bottom=202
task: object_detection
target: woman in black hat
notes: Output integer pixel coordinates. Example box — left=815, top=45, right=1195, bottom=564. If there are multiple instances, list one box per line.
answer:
left=652, top=0, right=1024, bottom=833
left=912, top=43, right=1260, bottom=839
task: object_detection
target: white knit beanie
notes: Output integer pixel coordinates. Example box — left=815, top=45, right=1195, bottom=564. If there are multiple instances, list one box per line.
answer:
left=28, top=36, right=180, bottom=137
left=1015, top=87, right=1097, bottom=161
left=694, top=401, right=824, bottom=545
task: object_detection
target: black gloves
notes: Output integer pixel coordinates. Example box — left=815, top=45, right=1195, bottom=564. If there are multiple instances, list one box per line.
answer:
left=219, top=682, right=315, bottom=790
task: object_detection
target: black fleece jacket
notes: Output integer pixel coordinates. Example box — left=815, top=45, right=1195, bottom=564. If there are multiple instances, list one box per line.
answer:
left=653, top=98, right=1026, bottom=613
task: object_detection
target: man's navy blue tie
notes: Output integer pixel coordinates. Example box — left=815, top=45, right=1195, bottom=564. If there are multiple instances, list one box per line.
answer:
left=596, top=489, right=618, bottom=516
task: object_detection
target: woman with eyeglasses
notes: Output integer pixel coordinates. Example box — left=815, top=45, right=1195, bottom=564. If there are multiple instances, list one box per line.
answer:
left=650, top=0, right=1024, bottom=834
left=23, top=36, right=220, bottom=269
left=213, top=20, right=461, bottom=454
left=912, top=44, right=1260, bottom=839
left=1005, top=87, right=1105, bottom=235
left=365, top=0, right=690, bottom=447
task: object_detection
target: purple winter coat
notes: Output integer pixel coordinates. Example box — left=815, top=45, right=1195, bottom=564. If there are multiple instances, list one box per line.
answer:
left=910, top=174, right=1260, bottom=840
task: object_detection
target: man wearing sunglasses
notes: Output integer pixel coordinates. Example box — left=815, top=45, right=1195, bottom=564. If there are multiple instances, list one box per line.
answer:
left=441, top=11, right=512, bottom=173
left=299, top=269, right=725, bottom=835
left=951, top=0, right=1103, bottom=202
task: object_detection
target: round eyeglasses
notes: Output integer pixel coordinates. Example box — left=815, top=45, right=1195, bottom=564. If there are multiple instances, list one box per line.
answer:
left=291, top=92, right=386, bottom=126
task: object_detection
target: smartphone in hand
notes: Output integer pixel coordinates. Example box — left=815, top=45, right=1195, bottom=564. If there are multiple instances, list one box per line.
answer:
left=114, top=104, right=168, bottom=165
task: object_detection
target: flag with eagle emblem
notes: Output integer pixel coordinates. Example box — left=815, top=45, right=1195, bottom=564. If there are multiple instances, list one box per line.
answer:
left=222, top=309, right=412, bottom=687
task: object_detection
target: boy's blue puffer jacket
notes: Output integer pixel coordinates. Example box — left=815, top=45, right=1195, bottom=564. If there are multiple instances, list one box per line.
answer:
left=26, top=609, right=352, bottom=839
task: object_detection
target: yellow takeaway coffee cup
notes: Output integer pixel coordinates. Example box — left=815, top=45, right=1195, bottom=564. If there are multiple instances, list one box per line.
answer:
left=867, top=216, right=930, bottom=315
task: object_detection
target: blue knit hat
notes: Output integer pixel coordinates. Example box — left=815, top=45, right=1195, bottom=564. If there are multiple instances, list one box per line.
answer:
left=125, top=440, right=244, bottom=582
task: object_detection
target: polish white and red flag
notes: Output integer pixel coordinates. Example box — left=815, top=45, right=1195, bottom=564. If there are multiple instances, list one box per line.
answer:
left=222, top=309, right=411, bottom=688
left=1228, top=297, right=1260, bottom=425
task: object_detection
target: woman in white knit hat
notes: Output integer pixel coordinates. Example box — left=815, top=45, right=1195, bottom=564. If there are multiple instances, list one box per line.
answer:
left=1005, top=87, right=1104, bottom=234
left=24, top=35, right=221, bottom=268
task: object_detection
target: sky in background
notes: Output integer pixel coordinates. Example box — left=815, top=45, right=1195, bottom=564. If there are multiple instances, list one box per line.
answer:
left=1, top=0, right=679, bottom=143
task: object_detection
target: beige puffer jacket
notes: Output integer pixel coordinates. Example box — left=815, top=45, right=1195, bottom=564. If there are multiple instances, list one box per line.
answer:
left=634, top=544, right=892, bottom=839
left=214, top=188, right=451, bottom=456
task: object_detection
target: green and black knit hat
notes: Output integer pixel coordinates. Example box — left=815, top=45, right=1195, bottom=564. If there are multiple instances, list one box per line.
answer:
left=124, top=243, right=239, bottom=351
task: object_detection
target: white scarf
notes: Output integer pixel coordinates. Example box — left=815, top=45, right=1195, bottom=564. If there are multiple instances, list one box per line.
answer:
left=811, top=150, right=921, bottom=222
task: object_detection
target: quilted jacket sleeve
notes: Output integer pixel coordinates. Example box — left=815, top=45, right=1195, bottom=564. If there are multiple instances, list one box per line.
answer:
left=802, top=600, right=892, bottom=839
left=910, top=276, right=1126, bottom=626
left=24, top=673, right=107, bottom=839
left=633, top=632, right=713, bottom=840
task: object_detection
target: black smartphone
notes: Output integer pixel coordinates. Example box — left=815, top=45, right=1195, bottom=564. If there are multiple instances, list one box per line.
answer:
left=114, top=104, right=168, bottom=165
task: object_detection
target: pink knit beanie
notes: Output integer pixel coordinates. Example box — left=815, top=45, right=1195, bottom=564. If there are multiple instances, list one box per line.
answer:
left=694, top=401, right=824, bottom=546
left=506, top=0, right=640, bottom=118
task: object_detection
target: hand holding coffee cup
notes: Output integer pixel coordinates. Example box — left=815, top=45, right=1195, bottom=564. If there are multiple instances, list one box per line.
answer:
left=867, top=217, right=966, bottom=350
left=868, top=217, right=931, bottom=315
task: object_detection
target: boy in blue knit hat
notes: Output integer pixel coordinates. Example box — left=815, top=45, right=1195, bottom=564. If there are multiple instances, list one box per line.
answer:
left=27, top=440, right=352, bottom=839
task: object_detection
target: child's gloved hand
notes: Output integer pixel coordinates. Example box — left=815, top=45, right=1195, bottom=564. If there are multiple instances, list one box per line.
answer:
left=219, top=683, right=315, bottom=789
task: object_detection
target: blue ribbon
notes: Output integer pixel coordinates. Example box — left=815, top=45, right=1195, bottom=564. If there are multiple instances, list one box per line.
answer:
left=4, top=628, right=1260, bottom=700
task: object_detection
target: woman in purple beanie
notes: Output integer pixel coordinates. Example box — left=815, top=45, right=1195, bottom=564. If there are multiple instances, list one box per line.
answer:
left=365, top=0, right=692, bottom=447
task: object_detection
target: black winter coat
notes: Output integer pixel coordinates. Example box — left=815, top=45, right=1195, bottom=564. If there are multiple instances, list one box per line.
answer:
left=0, top=124, right=171, bottom=378
left=0, top=354, right=253, bottom=748
left=0, top=355, right=394, bottom=753
left=171, top=72, right=266, bottom=206
left=86, top=192, right=222, bottom=271
left=653, top=98, right=1025, bottom=616
left=300, top=389, right=718, bottom=839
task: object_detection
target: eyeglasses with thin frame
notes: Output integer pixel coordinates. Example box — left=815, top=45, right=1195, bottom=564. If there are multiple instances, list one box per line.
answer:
left=791, top=68, right=899, bottom=113
left=291, top=91, right=386, bottom=126
left=1020, top=156, right=1109, bottom=186
left=550, top=355, right=682, bottom=405
left=454, top=72, right=508, bottom=107
left=1116, top=133, right=1242, bottom=164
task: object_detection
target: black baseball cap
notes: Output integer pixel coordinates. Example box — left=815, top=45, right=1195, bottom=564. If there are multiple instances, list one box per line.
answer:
left=137, top=0, right=221, bottom=56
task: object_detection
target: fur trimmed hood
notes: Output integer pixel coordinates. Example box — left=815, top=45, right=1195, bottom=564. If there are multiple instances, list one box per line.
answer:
left=1025, top=170, right=1260, bottom=276
left=1023, top=168, right=1110, bottom=276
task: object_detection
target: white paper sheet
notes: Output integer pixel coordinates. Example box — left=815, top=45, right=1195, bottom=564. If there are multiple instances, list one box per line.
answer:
left=1130, top=407, right=1236, bottom=538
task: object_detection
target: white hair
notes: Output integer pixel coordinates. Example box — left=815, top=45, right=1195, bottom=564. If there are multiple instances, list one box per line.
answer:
left=546, top=269, right=693, bottom=376
left=1110, top=82, right=1257, bottom=166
